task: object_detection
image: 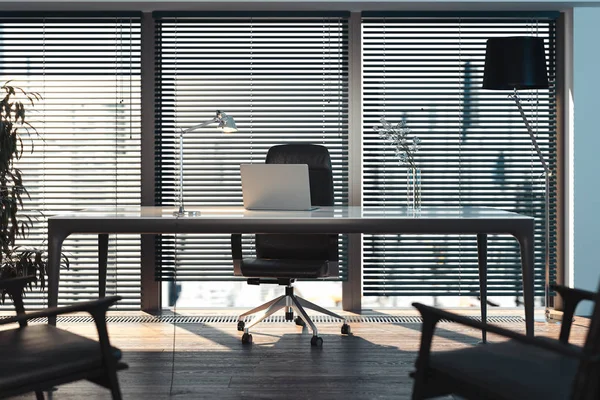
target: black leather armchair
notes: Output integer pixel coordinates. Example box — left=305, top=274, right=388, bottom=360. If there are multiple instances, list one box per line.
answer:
left=231, top=143, right=350, bottom=346
left=0, top=276, right=127, bottom=399
left=411, top=282, right=600, bottom=400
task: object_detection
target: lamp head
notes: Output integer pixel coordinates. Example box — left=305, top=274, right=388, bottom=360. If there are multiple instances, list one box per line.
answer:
left=216, top=110, right=238, bottom=133
left=482, top=37, right=549, bottom=90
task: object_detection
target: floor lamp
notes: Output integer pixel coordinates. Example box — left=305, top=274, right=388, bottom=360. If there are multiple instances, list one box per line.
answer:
left=482, top=36, right=552, bottom=312
left=175, top=110, right=238, bottom=216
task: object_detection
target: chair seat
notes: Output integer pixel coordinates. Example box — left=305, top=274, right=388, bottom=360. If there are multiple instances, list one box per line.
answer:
left=429, top=337, right=580, bottom=400
left=0, top=324, right=122, bottom=391
left=241, top=258, right=329, bottom=278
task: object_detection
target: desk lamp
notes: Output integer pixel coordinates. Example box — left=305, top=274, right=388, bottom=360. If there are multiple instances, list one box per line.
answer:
left=482, top=36, right=552, bottom=309
left=175, top=110, right=237, bottom=216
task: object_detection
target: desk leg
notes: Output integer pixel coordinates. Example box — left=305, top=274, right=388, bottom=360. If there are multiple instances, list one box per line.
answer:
left=47, top=225, right=65, bottom=326
left=343, top=233, right=362, bottom=312
left=517, top=232, right=535, bottom=337
left=477, top=234, right=488, bottom=343
left=99, top=234, right=109, bottom=298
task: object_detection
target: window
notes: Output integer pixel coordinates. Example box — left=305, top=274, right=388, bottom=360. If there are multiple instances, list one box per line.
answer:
left=1, top=11, right=561, bottom=309
left=361, top=13, right=557, bottom=305
left=1, top=13, right=142, bottom=308
left=154, top=12, right=349, bottom=307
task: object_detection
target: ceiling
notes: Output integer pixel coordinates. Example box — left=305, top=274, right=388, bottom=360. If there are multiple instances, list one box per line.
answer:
left=0, top=0, right=596, bottom=12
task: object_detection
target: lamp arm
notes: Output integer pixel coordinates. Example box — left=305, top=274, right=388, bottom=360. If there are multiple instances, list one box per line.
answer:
left=181, top=117, right=219, bottom=135
left=509, top=91, right=551, bottom=176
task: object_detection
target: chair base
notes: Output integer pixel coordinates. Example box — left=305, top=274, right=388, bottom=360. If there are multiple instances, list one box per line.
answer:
left=237, top=285, right=347, bottom=340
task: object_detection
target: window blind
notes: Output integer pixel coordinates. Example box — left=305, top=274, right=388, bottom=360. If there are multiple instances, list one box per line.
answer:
left=154, top=13, right=350, bottom=282
left=0, top=13, right=142, bottom=308
left=361, top=13, right=557, bottom=299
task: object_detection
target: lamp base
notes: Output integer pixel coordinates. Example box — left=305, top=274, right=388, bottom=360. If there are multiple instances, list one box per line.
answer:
left=173, top=206, right=199, bottom=217
left=173, top=211, right=199, bottom=217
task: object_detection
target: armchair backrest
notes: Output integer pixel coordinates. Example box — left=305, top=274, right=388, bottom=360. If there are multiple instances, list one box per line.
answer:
left=255, top=143, right=337, bottom=262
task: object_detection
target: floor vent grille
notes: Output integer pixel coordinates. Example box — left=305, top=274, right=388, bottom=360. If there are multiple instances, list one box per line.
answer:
left=2, top=314, right=525, bottom=324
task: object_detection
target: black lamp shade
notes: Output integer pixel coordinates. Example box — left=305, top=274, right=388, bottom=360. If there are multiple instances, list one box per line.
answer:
left=482, top=37, right=549, bottom=90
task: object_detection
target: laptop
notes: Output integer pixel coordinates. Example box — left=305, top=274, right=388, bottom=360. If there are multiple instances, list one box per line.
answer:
left=240, top=164, right=318, bottom=211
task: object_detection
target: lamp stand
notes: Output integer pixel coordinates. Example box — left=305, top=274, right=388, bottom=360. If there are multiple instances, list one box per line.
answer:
left=176, top=128, right=193, bottom=216
left=174, top=118, right=219, bottom=217
left=510, top=89, right=552, bottom=315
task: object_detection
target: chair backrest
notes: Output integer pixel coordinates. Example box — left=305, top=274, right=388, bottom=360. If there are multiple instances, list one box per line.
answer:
left=255, top=143, right=337, bottom=262
left=572, top=284, right=600, bottom=399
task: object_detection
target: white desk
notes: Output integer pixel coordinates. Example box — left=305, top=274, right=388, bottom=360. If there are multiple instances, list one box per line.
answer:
left=47, top=206, right=535, bottom=337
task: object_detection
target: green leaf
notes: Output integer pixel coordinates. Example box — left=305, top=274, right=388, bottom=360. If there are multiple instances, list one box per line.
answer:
left=0, top=81, right=43, bottom=293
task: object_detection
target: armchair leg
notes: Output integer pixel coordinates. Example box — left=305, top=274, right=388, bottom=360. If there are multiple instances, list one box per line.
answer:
left=412, top=318, right=437, bottom=400
left=107, top=370, right=123, bottom=400
left=35, top=391, right=45, bottom=400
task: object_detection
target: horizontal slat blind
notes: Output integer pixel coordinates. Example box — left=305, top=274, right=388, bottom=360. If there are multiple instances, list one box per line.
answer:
left=362, top=15, right=556, bottom=297
left=154, top=14, right=350, bottom=281
left=0, top=14, right=142, bottom=308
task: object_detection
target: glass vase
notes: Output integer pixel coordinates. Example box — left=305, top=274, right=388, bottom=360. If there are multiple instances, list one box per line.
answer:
left=406, top=166, right=422, bottom=210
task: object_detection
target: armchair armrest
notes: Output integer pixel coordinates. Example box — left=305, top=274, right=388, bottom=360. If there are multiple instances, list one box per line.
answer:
left=551, top=284, right=597, bottom=343
left=0, top=296, right=122, bottom=326
left=0, top=295, right=123, bottom=381
left=552, top=285, right=596, bottom=303
left=412, top=302, right=591, bottom=361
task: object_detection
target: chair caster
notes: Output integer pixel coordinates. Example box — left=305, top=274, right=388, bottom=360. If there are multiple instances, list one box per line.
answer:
left=294, top=316, right=305, bottom=326
left=310, top=336, right=323, bottom=347
left=237, top=321, right=245, bottom=331
left=242, top=332, right=253, bottom=344
left=341, top=323, right=351, bottom=335
left=285, top=311, right=294, bottom=321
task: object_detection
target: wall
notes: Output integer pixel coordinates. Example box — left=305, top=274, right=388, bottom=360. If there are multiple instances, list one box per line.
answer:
left=0, top=1, right=594, bottom=12
left=573, top=6, right=600, bottom=316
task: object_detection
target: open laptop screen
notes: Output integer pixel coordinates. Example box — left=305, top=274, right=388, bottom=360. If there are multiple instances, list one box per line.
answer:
left=240, top=164, right=318, bottom=211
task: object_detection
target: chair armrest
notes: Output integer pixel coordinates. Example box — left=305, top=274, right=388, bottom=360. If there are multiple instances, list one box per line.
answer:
left=328, top=235, right=339, bottom=262
left=551, top=284, right=597, bottom=343
left=231, top=234, right=242, bottom=260
left=0, top=276, right=37, bottom=291
left=231, top=234, right=243, bottom=276
left=0, top=296, right=122, bottom=326
left=412, top=302, right=591, bottom=361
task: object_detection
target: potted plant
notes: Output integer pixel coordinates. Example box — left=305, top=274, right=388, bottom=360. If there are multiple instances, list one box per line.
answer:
left=0, top=81, right=65, bottom=301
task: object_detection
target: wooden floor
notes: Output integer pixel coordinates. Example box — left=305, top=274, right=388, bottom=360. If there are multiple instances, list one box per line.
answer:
left=6, top=309, right=589, bottom=400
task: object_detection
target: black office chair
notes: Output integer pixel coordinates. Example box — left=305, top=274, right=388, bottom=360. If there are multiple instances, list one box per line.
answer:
left=410, top=281, right=600, bottom=400
left=231, top=143, right=350, bottom=346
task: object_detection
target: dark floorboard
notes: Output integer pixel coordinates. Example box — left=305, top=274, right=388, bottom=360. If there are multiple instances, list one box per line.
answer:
left=6, top=313, right=583, bottom=400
